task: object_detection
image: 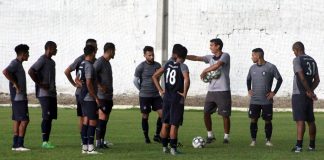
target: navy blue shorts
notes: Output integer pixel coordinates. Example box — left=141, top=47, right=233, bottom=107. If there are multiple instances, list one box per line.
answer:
left=12, top=100, right=29, bottom=121
left=248, top=104, right=273, bottom=121
left=162, top=93, right=184, bottom=127
left=75, top=95, right=83, bottom=117
left=99, top=99, right=113, bottom=115
left=139, top=96, right=163, bottom=114
left=38, top=97, right=57, bottom=120
left=292, top=94, right=315, bottom=122
left=82, top=101, right=98, bottom=120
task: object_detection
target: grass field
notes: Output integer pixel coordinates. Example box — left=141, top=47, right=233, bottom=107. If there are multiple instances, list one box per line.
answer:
left=0, top=107, right=324, bottom=160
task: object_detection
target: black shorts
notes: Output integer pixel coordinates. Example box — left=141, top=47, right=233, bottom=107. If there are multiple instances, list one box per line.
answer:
left=99, top=99, right=113, bottom=115
left=75, top=95, right=83, bottom=117
left=139, top=96, right=163, bottom=114
left=12, top=100, right=29, bottom=121
left=82, top=101, right=98, bottom=120
left=292, top=94, right=315, bottom=122
left=248, top=104, right=273, bottom=121
left=162, top=93, right=184, bottom=127
left=204, top=91, right=232, bottom=117
left=38, top=97, right=57, bottom=120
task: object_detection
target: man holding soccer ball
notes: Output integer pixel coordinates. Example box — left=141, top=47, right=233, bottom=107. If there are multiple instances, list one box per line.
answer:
left=186, top=38, right=232, bottom=144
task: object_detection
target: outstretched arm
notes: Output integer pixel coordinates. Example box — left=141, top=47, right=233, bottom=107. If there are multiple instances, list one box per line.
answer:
left=186, top=55, right=204, bottom=61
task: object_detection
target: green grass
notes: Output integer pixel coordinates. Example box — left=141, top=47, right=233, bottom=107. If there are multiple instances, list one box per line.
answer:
left=0, top=107, right=324, bottom=160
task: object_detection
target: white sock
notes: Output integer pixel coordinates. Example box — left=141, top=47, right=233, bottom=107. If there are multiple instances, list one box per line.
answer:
left=207, top=131, right=214, bottom=138
left=224, top=133, right=229, bottom=139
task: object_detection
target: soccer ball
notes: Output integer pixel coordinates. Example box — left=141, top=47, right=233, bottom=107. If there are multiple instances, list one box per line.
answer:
left=202, top=70, right=221, bottom=83
left=192, top=136, right=206, bottom=148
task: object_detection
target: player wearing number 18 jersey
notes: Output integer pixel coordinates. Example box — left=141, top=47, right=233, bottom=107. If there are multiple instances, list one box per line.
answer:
left=153, top=44, right=190, bottom=155
left=291, top=42, right=320, bottom=153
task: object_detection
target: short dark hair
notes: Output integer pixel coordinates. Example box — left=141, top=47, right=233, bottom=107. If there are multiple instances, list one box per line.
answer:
left=293, top=41, right=305, bottom=51
left=143, top=46, right=154, bottom=54
left=44, top=41, right=56, bottom=50
left=210, top=38, right=223, bottom=50
left=172, top=44, right=187, bottom=59
left=14, top=44, right=29, bottom=55
left=84, top=45, right=96, bottom=56
left=104, top=42, right=115, bottom=52
left=252, top=48, right=264, bottom=57
left=86, top=39, right=97, bottom=45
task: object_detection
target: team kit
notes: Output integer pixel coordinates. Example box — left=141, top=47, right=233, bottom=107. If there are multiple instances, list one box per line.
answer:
left=2, top=38, right=320, bottom=155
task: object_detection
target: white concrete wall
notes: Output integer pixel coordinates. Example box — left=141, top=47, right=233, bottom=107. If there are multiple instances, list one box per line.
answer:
left=1, top=0, right=323, bottom=98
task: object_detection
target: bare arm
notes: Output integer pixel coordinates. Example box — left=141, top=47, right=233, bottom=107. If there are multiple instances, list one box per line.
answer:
left=28, top=68, right=41, bottom=86
left=64, top=67, right=77, bottom=87
left=311, top=73, right=320, bottom=91
left=2, top=69, right=20, bottom=92
left=152, top=68, right=165, bottom=95
left=86, top=78, right=99, bottom=104
left=186, top=55, right=204, bottom=61
left=297, top=71, right=317, bottom=100
left=200, top=61, right=224, bottom=79
left=178, top=71, right=190, bottom=99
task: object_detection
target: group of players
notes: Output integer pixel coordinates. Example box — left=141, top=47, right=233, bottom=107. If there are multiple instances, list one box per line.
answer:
left=2, top=37, right=320, bottom=155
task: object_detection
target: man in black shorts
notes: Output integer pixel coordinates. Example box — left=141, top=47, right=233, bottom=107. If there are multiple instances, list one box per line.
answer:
left=153, top=44, right=190, bottom=155
left=94, top=42, right=115, bottom=148
left=290, top=42, right=320, bottom=152
left=133, top=46, right=163, bottom=143
left=78, top=45, right=101, bottom=154
left=64, top=39, right=98, bottom=141
left=28, top=41, right=58, bottom=149
left=246, top=48, right=282, bottom=147
left=3, top=44, right=30, bottom=151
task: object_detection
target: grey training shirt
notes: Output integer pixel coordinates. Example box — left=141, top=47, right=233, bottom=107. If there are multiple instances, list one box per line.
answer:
left=6, top=59, right=27, bottom=101
left=94, top=56, right=113, bottom=100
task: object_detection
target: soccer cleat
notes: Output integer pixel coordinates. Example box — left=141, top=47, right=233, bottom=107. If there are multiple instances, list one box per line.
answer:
left=265, top=141, right=273, bottom=147
left=250, top=141, right=256, bottom=147
left=308, top=146, right=315, bottom=151
left=291, top=146, right=302, bottom=153
left=11, top=147, right=17, bottom=151
left=82, top=145, right=88, bottom=154
left=103, top=140, right=113, bottom=146
left=153, top=135, right=161, bottom=143
left=87, top=149, right=102, bottom=154
left=170, top=148, right=181, bottom=156
left=162, top=147, right=170, bottom=153
left=82, top=150, right=88, bottom=154
left=223, top=139, right=229, bottom=144
left=42, top=142, right=55, bottom=149
left=15, top=147, right=31, bottom=151
left=206, top=137, right=216, bottom=144
left=145, top=138, right=151, bottom=144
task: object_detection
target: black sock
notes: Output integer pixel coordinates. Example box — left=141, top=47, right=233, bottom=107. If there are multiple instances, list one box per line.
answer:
left=296, top=140, right=303, bottom=148
left=155, top=117, right=162, bottom=136
left=100, top=120, right=108, bottom=140
left=41, top=120, right=49, bottom=142
left=13, top=135, right=18, bottom=148
left=142, top=118, right=149, bottom=139
left=81, top=124, right=88, bottom=145
left=96, top=122, right=101, bottom=141
left=17, top=136, right=24, bottom=147
left=265, top=122, right=272, bottom=141
left=161, top=138, right=168, bottom=147
left=250, top=122, right=258, bottom=140
left=47, top=119, right=52, bottom=141
left=310, top=140, right=315, bottom=148
left=88, top=125, right=96, bottom=145
left=170, top=139, right=178, bottom=149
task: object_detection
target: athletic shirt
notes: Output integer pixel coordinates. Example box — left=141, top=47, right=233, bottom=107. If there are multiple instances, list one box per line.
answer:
left=69, top=55, right=85, bottom=95
left=30, top=54, right=56, bottom=97
left=134, top=61, right=161, bottom=97
left=247, top=62, right=282, bottom=105
left=94, top=56, right=113, bottom=100
left=78, top=60, right=97, bottom=101
left=6, top=59, right=27, bottom=101
left=163, top=60, right=189, bottom=96
left=292, top=54, right=318, bottom=95
left=202, top=52, right=231, bottom=92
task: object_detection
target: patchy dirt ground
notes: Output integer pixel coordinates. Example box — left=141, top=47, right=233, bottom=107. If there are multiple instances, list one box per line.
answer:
left=1, top=92, right=323, bottom=108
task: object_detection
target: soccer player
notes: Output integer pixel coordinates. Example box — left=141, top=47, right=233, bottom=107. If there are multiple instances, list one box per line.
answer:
left=94, top=42, right=115, bottom=148
left=246, top=48, right=283, bottom=147
left=186, top=38, right=231, bottom=144
left=28, top=41, right=58, bottom=149
left=133, top=46, right=163, bottom=144
left=79, top=45, right=101, bottom=154
left=290, top=42, right=320, bottom=153
left=64, top=39, right=98, bottom=140
left=152, top=44, right=190, bottom=155
left=2, top=44, right=30, bottom=151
